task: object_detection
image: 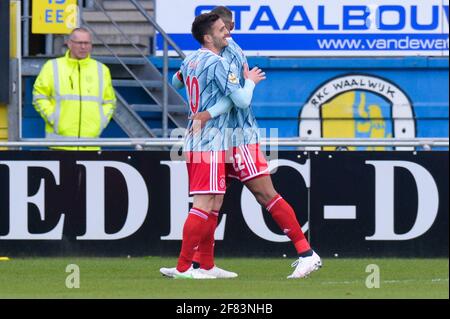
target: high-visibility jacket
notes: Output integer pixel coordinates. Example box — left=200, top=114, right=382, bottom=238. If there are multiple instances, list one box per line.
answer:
left=33, top=50, right=116, bottom=150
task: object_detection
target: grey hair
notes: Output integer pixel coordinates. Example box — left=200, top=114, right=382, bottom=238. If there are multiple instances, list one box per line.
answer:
left=68, top=27, right=92, bottom=40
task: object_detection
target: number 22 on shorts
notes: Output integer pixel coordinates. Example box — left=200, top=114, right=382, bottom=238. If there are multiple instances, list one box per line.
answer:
left=232, top=153, right=246, bottom=171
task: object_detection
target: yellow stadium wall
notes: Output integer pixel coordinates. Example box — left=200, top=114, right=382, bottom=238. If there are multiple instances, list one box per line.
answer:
left=0, top=104, right=7, bottom=141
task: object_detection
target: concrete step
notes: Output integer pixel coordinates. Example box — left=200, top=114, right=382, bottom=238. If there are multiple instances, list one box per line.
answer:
left=92, top=45, right=150, bottom=56
left=83, top=10, right=151, bottom=22
left=102, top=0, right=154, bottom=11
left=113, top=79, right=163, bottom=88
left=94, top=56, right=149, bottom=65
left=131, top=104, right=187, bottom=113
left=86, top=22, right=154, bottom=36
left=91, top=34, right=150, bottom=46
left=53, top=36, right=151, bottom=56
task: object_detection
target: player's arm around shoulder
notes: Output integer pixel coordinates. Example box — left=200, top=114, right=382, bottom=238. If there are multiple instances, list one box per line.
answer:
left=190, top=95, right=233, bottom=134
left=229, top=63, right=266, bottom=109
left=190, top=62, right=266, bottom=130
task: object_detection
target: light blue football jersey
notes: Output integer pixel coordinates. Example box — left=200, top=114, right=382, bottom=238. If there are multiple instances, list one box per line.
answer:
left=181, top=48, right=241, bottom=152
left=221, top=38, right=260, bottom=147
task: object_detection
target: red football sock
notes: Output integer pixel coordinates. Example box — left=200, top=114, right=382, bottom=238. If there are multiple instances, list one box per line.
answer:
left=193, top=210, right=219, bottom=270
left=266, top=194, right=311, bottom=254
left=176, top=207, right=210, bottom=272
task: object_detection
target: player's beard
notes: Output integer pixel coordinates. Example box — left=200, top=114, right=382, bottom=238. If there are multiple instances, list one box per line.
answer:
left=213, top=36, right=227, bottom=52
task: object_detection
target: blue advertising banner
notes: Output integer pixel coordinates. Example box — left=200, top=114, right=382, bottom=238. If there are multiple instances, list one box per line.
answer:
left=155, top=0, right=449, bottom=56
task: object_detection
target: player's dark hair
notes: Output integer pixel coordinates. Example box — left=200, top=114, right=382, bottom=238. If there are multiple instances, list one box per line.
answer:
left=211, top=6, right=232, bottom=23
left=191, top=13, right=221, bottom=45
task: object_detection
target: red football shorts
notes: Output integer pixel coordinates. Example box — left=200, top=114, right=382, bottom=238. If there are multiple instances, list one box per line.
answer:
left=185, top=151, right=226, bottom=195
left=226, top=143, right=270, bottom=182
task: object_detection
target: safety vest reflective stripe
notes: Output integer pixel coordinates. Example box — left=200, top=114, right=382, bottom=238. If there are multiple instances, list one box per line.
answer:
left=33, top=94, right=50, bottom=101
left=34, top=94, right=116, bottom=130
left=32, top=94, right=53, bottom=123
left=49, top=59, right=110, bottom=135
left=52, top=60, right=61, bottom=134
left=33, top=94, right=103, bottom=103
left=97, top=61, right=108, bottom=130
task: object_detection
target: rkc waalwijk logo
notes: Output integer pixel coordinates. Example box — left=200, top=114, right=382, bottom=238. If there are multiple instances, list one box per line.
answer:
left=298, top=74, right=416, bottom=150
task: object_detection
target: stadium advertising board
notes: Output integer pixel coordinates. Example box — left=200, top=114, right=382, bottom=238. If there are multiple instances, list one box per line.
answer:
left=309, top=152, right=448, bottom=257
left=155, top=0, right=449, bottom=57
left=0, top=151, right=447, bottom=257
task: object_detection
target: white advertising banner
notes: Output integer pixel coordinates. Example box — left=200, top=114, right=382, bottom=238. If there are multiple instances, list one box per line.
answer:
left=155, top=0, right=449, bottom=56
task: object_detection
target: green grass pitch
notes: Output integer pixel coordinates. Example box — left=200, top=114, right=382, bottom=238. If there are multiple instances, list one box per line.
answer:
left=0, top=257, right=447, bottom=298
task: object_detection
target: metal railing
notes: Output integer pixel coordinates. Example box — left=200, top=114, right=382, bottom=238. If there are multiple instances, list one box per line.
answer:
left=21, top=0, right=186, bottom=135
left=22, top=0, right=30, bottom=56
left=1, top=138, right=448, bottom=150
left=81, top=0, right=186, bottom=136
left=129, top=0, right=185, bottom=58
left=128, top=0, right=186, bottom=137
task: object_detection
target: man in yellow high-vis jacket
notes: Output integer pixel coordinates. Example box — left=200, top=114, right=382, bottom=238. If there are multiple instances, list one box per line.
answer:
left=33, top=27, right=116, bottom=150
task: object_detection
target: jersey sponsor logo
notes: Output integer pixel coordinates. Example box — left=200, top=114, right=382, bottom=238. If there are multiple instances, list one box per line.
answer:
left=228, top=72, right=239, bottom=84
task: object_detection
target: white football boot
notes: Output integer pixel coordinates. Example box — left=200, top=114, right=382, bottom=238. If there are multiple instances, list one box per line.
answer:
left=160, top=266, right=216, bottom=279
left=198, top=266, right=238, bottom=279
left=173, top=268, right=216, bottom=279
left=159, top=266, right=179, bottom=278
left=287, top=251, right=322, bottom=279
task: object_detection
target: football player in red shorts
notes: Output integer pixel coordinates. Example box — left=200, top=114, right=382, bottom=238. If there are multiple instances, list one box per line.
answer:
left=159, top=12, right=266, bottom=279
left=189, top=7, right=322, bottom=279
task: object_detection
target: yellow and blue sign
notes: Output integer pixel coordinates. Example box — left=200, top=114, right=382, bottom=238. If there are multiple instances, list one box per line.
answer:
left=32, top=0, right=78, bottom=34
left=299, top=74, right=415, bottom=151
left=321, top=91, right=393, bottom=150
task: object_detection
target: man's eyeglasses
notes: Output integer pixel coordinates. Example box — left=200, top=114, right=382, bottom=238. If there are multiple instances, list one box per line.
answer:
left=70, top=40, right=92, bottom=46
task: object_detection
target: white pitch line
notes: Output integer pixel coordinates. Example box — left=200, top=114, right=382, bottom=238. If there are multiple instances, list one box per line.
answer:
left=320, top=278, right=449, bottom=285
